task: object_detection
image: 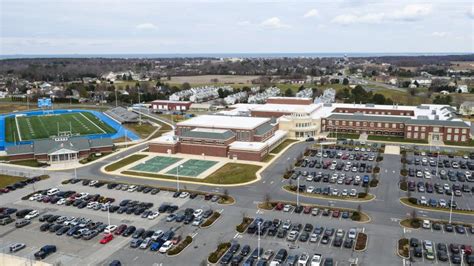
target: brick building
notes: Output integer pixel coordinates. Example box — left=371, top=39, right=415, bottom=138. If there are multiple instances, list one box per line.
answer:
left=151, top=100, right=192, bottom=112
left=149, top=115, right=287, bottom=161
left=6, top=137, right=114, bottom=162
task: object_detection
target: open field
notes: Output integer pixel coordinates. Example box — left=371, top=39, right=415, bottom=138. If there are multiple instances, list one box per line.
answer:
left=0, top=174, right=26, bottom=188
left=166, top=75, right=259, bottom=85
left=5, top=112, right=116, bottom=142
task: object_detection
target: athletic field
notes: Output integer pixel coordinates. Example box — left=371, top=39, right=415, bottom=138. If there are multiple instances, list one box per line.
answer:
left=5, top=112, right=116, bottom=142
left=166, top=159, right=218, bottom=177
left=131, top=156, right=182, bottom=173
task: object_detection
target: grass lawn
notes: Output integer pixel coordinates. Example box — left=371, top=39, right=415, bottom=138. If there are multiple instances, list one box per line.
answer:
left=368, top=135, right=428, bottom=144
left=124, top=122, right=157, bottom=139
left=328, top=133, right=360, bottom=139
left=262, top=154, right=275, bottom=162
left=283, top=185, right=375, bottom=202
left=0, top=174, right=26, bottom=188
left=9, top=159, right=48, bottom=167
left=104, top=154, right=148, bottom=172
left=122, top=162, right=261, bottom=185
left=5, top=112, right=116, bottom=142
left=444, top=140, right=474, bottom=147
left=270, top=139, right=298, bottom=154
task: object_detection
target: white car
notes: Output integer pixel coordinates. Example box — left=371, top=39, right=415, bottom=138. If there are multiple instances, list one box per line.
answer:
left=421, top=158, right=428, bottom=164
left=306, top=186, right=315, bottom=193
left=336, top=229, right=345, bottom=238
left=331, top=189, right=338, bottom=196
left=151, top=230, right=164, bottom=241
left=298, top=253, right=309, bottom=265
left=439, top=199, right=447, bottom=207
left=89, top=180, right=98, bottom=186
left=306, top=176, right=313, bottom=182
left=127, top=185, right=137, bottom=192
left=420, top=196, right=427, bottom=205
left=337, top=178, right=344, bottom=184
left=283, top=205, right=292, bottom=212
left=159, top=240, right=173, bottom=253
left=443, top=184, right=450, bottom=191
left=193, top=209, right=203, bottom=218
left=47, top=188, right=60, bottom=196
left=341, top=189, right=348, bottom=196
left=78, top=192, right=89, bottom=199
left=148, top=211, right=160, bottom=220
left=104, top=225, right=117, bottom=233
left=309, top=233, right=319, bottom=243
left=179, top=192, right=190, bottom=198
left=29, top=194, right=42, bottom=201
left=424, top=171, right=431, bottom=179
left=354, top=176, right=361, bottom=182
left=56, top=198, right=66, bottom=205
left=452, top=162, right=459, bottom=168
left=348, top=228, right=357, bottom=239
left=422, top=220, right=431, bottom=229
left=24, top=210, right=39, bottom=220
left=310, top=254, right=322, bottom=266
left=350, top=189, right=357, bottom=197
left=86, top=202, right=98, bottom=209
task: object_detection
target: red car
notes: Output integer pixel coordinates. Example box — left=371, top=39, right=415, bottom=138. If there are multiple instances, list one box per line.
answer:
left=303, top=206, right=312, bottom=214
left=332, top=210, right=340, bottom=218
left=462, top=245, right=472, bottom=255
left=204, top=194, right=212, bottom=200
left=275, top=202, right=284, bottom=211
left=114, top=224, right=127, bottom=235
left=100, top=234, right=114, bottom=244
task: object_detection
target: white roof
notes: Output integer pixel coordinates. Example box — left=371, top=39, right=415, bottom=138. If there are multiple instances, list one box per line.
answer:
left=177, top=115, right=270, bottom=130
left=151, top=134, right=178, bottom=144
left=191, top=128, right=228, bottom=134
left=251, top=103, right=319, bottom=114
left=229, top=141, right=267, bottom=151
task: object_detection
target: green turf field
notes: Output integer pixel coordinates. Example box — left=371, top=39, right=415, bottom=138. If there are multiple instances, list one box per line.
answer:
left=131, top=156, right=182, bottom=172
left=166, top=159, right=218, bottom=177
left=5, top=112, right=116, bottom=142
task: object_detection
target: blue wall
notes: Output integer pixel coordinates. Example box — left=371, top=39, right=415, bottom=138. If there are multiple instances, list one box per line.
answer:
left=0, top=109, right=140, bottom=151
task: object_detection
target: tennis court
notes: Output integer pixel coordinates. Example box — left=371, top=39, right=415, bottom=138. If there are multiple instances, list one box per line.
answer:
left=166, top=159, right=218, bottom=177
left=131, top=156, right=182, bottom=173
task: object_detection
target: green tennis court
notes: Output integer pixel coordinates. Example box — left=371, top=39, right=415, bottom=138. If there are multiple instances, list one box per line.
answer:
left=131, top=156, right=182, bottom=173
left=166, top=159, right=218, bottom=177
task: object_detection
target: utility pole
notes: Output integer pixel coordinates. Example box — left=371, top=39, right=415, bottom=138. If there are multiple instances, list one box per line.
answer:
left=115, top=88, right=118, bottom=107
left=138, top=88, right=142, bottom=125
left=176, top=165, right=183, bottom=192
left=449, top=190, right=454, bottom=224
left=297, top=176, right=300, bottom=207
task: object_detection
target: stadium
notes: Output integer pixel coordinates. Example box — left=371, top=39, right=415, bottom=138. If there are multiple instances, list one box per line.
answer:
left=0, top=109, right=140, bottom=162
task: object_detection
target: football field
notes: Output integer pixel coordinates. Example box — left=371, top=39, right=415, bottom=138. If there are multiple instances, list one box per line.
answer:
left=5, top=112, right=116, bottom=142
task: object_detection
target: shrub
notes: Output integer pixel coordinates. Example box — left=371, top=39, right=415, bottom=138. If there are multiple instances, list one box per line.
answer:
left=288, top=185, right=297, bottom=192
left=399, top=181, right=408, bottom=191
left=201, top=212, right=221, bottom=228
left=357, top=192, right=367, bottom=198
left=376, top=156, right=384, bottom=162
left=398, top=238, right=409, bottom=258
left=351, top=211, right=361, bottom=221
left=373, top=167, right=380, bottom=174
left=410, top=218, right=421, bottom=228
left=408, top=197, right=418, bottom=205
left=400, top=169, right=408, bottom=176
left=168, top=236, right=192, bottom=256
left=369, top=179, right=379, bottom=187
left=208, top=242, right=231, bottom=263
left=236, top=217, right=254, bottom=233
left=355, top=232, right=368, bottom=251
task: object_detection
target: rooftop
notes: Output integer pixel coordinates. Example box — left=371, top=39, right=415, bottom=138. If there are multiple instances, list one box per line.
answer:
left=177, top=115, right=270, bottom=130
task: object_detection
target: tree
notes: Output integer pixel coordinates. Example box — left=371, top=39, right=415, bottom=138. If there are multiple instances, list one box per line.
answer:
left=284, top=88, right=294, bottom=97
left=182, top=82, right=191, bottom=90
left=342, top=78, right=349, bottom=85
left=372, top=93, right=386, bottom=104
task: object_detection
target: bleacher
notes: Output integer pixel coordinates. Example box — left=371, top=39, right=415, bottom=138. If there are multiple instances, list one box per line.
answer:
left=104, top=107, right=139, bottom=124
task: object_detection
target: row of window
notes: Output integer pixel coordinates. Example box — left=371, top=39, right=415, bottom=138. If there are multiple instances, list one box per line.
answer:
left=406, top=126, right=468, bottom=134
left=326, top=120, right=402, bottom=129
left=295, top=122, right=313, bottom=128
left=335, top=109, right=412, bottom=116
left=446, top=134, right=467, bottom=142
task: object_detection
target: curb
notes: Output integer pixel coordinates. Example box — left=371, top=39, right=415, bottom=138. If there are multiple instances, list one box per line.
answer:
left=166, top=237, right=193, bottom=257
left=282, top=186, right=376, bottom=203
left=200, top=212, right=222, bottom=229
left=396, top=238, right=410, bottom=259
left=353, top=232, right=368, bottom=252
left=399, top=198, right=474, bottom=216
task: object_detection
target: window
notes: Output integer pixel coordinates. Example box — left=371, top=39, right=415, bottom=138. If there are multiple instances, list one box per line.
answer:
left=455, top=128, right=459, bottom=134
left=407, top=132, right=412, bottom=138
left=461, top=135, right=466, bottom=142
left=392, top=124, right=396, bottom=129
left=421, top=127, right=426, bottom=131
left=407, top=126, right=412, bottom=131
left=356, top=122, right=360, bottom=126
left=414, top=132, right=418, bottom=139
left=454, top=135, right=459, bottom=141
left=420, top=133, right=425, bottom=139
left=462, top=129, right=467, bottom=133
left=414, top=127, right=419, bottom=132
left=370, top=122, right=374, bottom=127
left=349, top=121, right=353, bottom=126
left=447, top=128, right=452, bottom=133
left=447, top=134, right=452, bottom=141
left=400, top=124, right=404, bottom=129
left=335, top=121, right=339, bottom=125
left=342, top=121, right=346, bottom=126
left=363, top=122, right=367, bottom=126
left=385, top=123, right=389, bottom=128
left=377, top=122, right=381, bottom=128
left=433, top=127, right=439, bottom=133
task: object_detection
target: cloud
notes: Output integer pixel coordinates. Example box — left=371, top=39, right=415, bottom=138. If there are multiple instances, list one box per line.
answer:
left=431, top=32, right=448, bottom=37
left=237, top=20, right=251, bottom=26
left=468, top=6, right=474, bottom=19
left=332, top=4, right=432, bottom=25
left=260, top=17, right=290, bottom=29
left=135, top=23, right=158, bottom=30
left=303, top=9, right=319, bottom=18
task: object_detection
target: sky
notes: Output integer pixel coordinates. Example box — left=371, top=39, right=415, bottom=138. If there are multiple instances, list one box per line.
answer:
left=1, top=0, right=473, bottom=55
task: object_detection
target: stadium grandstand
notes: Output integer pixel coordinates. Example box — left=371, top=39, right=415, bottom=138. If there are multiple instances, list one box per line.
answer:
left=104, top=107, right=139, bottom=124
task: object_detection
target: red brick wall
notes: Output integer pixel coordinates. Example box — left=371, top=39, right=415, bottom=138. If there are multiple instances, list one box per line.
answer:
left=179, top=143, right=228, bottom=157
left=7, top=153, right=34, bottom=161
left=149, top=143, right=178, bottom=154
left=267, top=98, right=312, bottom=105
left=228, top=149, right=267, bottom=161
left=152, top=101, right=191, bottom=111
left=250, top=110, right=288, bottom=118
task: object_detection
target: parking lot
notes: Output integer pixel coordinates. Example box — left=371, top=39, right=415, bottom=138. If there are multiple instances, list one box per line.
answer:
left=404, top=151, right=474, bottom=211
left=285, top=143, right=382, bottom=199
left=0, top=179, right=224, bottom=265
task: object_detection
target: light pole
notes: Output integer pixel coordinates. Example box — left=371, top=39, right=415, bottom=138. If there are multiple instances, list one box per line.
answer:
left=107, top=204, right=111, bottom=226
left=320, top=143, right=323, bottom=165
left=176, top=165, right=183, bottom=192
left=435, top=146, right=439, bottom=178
left=449, top=190, right=454, bottom=224
left=257, top=222, right=261, bottom=259
left=297, top=176, right=300, bottom=207
left=74, top=167, right=77, bottom=179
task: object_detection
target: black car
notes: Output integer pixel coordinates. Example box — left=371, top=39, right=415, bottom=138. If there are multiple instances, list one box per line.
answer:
left=173, top=191, right=181, bottom=198
left=132, top=228, right=145, bottom=238
left=203, top=209, right=213, bottom=218
left=344, top=238, right=354, bottom=248
left=240, top=245, right=251, bottom=256
left=437, top=251, right=448, bottom=262
left=221, top=251, right=233, bottom=265
left=413, top=247, right=422, bottom=257
left=123, top=226, right=136, bottom=237
left=333, top=236, right=343, bottom=247
left=231, top=255, right=244, bottom=265
left=40, top=223, right=52, bottom=231
left=451, top=254, right=461, bottom=264
left=274, top=249, right=288, bottom=263
left=229, top=243, right=240, bottom=254
left=56, top=226, right=70, bottom=235
left=299, top=232, right=309, bottom=242
left=294, top=205, right=303, bottom=213
left=410, top=238, right=420, bottom=247
left=34, top=245, right=56, bottom=259
left=39, top=214, right=52, bottom=222
left=16, top=209, right=33, bottom=218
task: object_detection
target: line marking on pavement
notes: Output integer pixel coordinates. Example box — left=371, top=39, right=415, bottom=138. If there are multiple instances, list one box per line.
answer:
left=191, top=232, right=198, bottom=238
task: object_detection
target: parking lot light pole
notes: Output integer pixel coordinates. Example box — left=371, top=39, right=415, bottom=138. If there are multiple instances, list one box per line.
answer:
left=449, top=191, right=454, bottom=224
left=297, top=177, right=300, bottom=207
left=74, top=167, right=77, bottom=179
left=435, top=147, right=439, bottom=177
left=320, top=143, right=323, bottom=165
left=257, top=222, right=261, bottom=259
left=107, top=204, right=110, bottom=226
left=176, top=165, right=183, bottom=192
